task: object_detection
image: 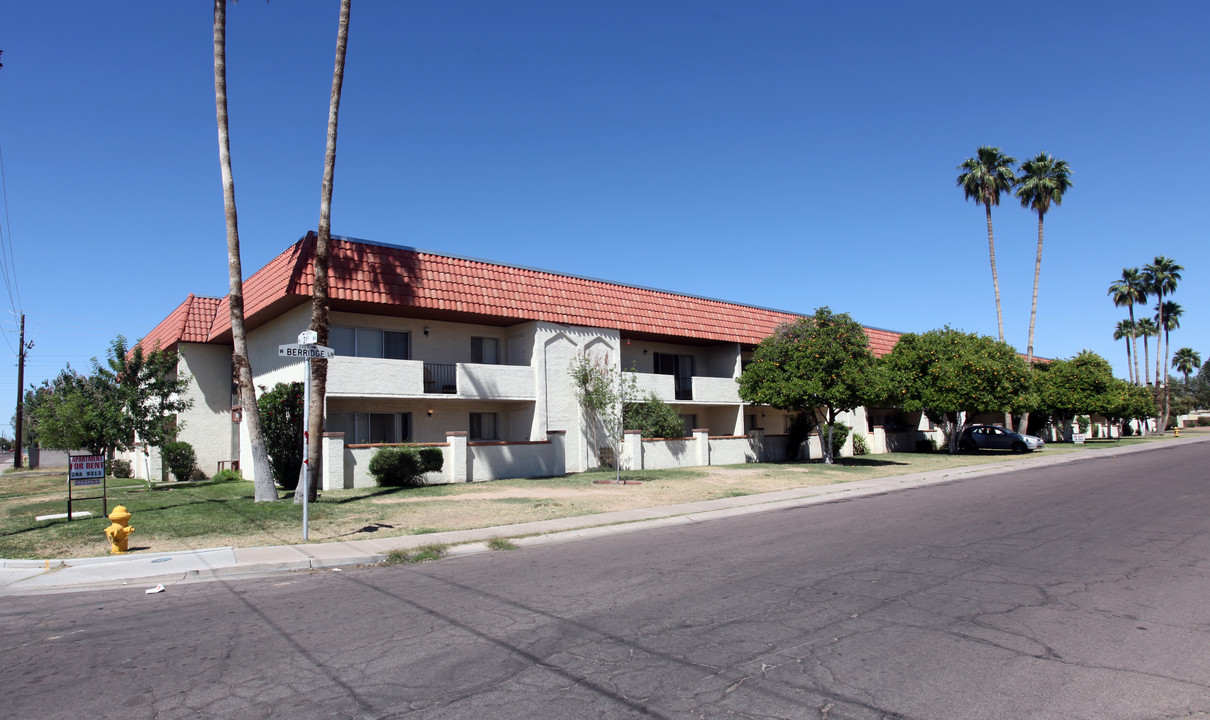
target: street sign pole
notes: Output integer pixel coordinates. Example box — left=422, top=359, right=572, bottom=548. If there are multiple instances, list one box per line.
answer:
left=302, top=353, right=310, bottom=540
left=280, top=335, right=332, bottom=542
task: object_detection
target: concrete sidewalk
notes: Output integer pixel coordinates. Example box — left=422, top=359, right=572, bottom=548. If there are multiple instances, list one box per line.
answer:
left=2, top=437, right=1200, bottom=595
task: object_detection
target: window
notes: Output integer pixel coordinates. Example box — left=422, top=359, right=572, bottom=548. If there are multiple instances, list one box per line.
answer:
left=469, top=412, right=498, bottom=441
left=327, top=412, right=411, bottom=444
left=745, top=414, right=758, bottom=432
left=471, top=337, right=499, bottom=364
left=654, top=352, right=695, bottom=400
left=679, top=414, right=697, bottom=438
left=331, top=326, right=409, bottom=359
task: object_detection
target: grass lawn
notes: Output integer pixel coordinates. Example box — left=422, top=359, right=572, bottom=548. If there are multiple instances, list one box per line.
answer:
left=0, top=429, right=1194, bottom=560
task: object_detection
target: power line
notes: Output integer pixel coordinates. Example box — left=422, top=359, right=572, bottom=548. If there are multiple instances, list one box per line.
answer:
left=0, top=142, right=21, bottom=316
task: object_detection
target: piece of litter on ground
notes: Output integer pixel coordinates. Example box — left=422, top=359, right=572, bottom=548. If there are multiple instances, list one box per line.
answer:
left=331, top=568, right=342, bottom=572
left=145, top=584, right=165, bottom=594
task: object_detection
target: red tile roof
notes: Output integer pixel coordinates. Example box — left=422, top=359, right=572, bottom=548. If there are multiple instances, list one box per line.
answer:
left=163, top=235, right=903, bottom=355
left=136, top=294, right=222, bottom=353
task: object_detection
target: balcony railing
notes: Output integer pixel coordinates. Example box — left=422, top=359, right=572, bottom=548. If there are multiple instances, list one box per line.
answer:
left=424, top=363, right=457, bottom=394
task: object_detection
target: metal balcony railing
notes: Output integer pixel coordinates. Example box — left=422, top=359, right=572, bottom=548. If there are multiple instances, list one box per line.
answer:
left=423, top=363, right=457, bottom=394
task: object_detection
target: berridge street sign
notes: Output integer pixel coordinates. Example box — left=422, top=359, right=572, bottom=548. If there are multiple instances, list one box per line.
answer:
left=278, top=344, right=335, bottom=359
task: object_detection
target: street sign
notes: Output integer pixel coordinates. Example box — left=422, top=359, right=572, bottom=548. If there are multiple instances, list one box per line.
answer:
left=298, top=330, right=318, bottom=345
left=278, top=344, right=335, bottom=359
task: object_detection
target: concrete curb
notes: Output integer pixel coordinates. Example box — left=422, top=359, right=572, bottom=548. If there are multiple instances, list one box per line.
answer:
left=2, top=435, right=1204, bottom=595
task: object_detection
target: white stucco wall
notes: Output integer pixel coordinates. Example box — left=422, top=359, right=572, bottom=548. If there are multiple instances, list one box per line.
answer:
left=639, top=438, right=694, bottom=469
left=706, top=436, right=757, bottom=465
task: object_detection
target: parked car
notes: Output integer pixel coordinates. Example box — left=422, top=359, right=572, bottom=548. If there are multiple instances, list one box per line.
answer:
left=958, top=425, right=1045, bottom=453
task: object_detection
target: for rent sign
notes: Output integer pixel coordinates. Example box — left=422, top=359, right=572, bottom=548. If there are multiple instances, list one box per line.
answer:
left=70, top=454, right=105, bottom=484
left=67, top=454, right=108, bottom=519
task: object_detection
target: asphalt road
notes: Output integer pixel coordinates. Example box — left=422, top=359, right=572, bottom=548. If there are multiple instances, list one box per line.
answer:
left=3, top=443, right=1209, bottom=720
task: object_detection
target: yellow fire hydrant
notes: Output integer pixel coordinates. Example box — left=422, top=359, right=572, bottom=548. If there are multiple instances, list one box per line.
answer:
left=104, top=506, right=135, bottom=554
left=1175, top=427, right=1181, bottom=438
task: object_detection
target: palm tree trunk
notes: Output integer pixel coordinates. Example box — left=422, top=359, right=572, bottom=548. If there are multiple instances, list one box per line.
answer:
left=1161, top=326, right=1172, bottom=432
left=1128, top=305, right=1141, bottom=386
left=299, top=0, right=350, bottom=504
left=1118, top=336, right=1127, bottom=384
left=214, top=0, right=276, bottom=501
left=986, top=205, right=1004, bottom=342
left=1017, top=211, right=1044, bottom=435
left=1142, top=335, right=1151, bottom=386
left=1155, top=299, right=1164, bottom=390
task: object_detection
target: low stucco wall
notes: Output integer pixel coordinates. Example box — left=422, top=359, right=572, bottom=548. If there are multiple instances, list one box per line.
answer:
left=469, top=441, right=560, bottom=480
left=708, top=436, right=758, bottom=465
left=638, top=438, right=693, bottom=469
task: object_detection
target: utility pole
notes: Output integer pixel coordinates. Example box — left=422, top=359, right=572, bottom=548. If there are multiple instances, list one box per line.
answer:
left=14, top=312, right=27, bottom=468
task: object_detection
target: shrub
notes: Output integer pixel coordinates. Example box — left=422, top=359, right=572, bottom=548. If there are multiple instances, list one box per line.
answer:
left=257, top=382, right=304, bottom=490
left=162, top=441, right=197, bottom=482
left=369, top=446, right=442, bottom=487
left=852, top=432, right=869, bottom=456
left=211, top=469, right=244, bottom=484
left=1076, top=415, right=1091, bottom=434
left=1121, top=423, right=1134, bottom=437
left=1198, top=416, right=1210, bottom=427
left=417, top=447, right=444, bottom=473
left=110, top=458, right=133, bottom=478
left=623, top=392, right=684, bottom=438
left=826, top=422, right=850, bottom=458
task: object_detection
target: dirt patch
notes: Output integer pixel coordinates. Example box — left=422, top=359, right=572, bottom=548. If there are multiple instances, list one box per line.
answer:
left=370, top=486, right=634, bottom=504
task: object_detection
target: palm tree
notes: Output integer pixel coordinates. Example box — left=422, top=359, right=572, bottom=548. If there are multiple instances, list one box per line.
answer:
left=1135, top=317, right=1158, bottom=387
left=1157, top=299, right=1183, bottom=427
left=1014, top=152, right=1072, bottom=433
left=1113, top=319, right=1136, bottom=385
left=1173, top=347, right=1201, bottom=386
left=1143, top=257, right=1183, bottom=431
left=214, top=0, right=276, bottom=501
left=1107, top=267, right=1147, bottom=385
left=1142, top=257, right=1182, bottom=389
left=957, top=147, right=1017, bottom=342
left=299, top=0, right=352, bottom=505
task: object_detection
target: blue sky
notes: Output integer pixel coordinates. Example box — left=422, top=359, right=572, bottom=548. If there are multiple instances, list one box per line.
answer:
left=1, top=1, right=1207, bottom=413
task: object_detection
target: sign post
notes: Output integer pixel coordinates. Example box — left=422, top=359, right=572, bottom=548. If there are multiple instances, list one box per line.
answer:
left=279, top=336, right=334, bottom=540
left=67, top=453, right=107, bottom=520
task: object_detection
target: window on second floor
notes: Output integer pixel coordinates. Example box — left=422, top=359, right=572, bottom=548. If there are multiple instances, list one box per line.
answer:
left=330, top=326, right=410, bottom=360
left=471, top=337, right=500, bottom=364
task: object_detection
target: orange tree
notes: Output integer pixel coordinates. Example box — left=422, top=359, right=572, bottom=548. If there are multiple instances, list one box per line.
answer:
left=738, top=307, right=879, bottom=465
left=881, top=327, right=1030, bottom=453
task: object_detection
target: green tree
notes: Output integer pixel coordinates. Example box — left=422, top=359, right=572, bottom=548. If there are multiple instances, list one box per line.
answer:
left=31, top=339, right=192, bottom=464
left=738, top=307, right=879, bottom=465
left=301, top=0, right=352, bottom=505
left=623, top=392, right=684, bottom=439
left=1101, top=378, right=1157, bottom=437
left=213, top=0, right=275, bottom=501
left=258, top=382, right=304, bottom=491
left=1113, top=319, right=1136, bottom=385
left=1172, top=347, right=1201, bottom=385
left=1108, top=267, right=1147, bottom=385
left=569, top=349, right=637, bottom=481
left=1015, top=152, right=1072, bottom=434
left=957, top=146, right=1017, bottom=342
left=881, top=327, right=1030, bottom=454
left=1033, top=350, right=1117, bottom=441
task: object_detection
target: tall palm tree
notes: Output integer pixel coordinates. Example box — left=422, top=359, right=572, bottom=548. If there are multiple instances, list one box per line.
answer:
left=1113, top=319, right=1136, bottom=385
left=1134, top=318, right=1158, bottom=387
left=1143, top=257, right=1182, bottom=431
left=1107, top=267, right=1147, bottom=385
left=957, top=146, right=1017, bottom=342
left=1014, top=152, right=1072, bottom=433
left=1157, top=299, right=1183, bottom=428
left=299, top=0, right=352, bottom=505
left=1173, top=347, right=1201, bottom=386
left=214, top=0, right=276, bottom=501
left=1143, top=257, right=1183, bottom=390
